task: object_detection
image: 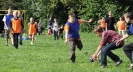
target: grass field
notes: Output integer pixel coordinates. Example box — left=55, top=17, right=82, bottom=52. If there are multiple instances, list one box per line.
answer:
left=0, top=32, right=133, bottom=72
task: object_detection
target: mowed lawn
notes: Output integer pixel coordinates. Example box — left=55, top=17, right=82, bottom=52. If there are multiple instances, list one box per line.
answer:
left=0, top=31, right=132, bottom=72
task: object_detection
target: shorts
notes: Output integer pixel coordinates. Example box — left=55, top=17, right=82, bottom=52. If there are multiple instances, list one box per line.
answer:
left=4, top=29, right=13, bottom=38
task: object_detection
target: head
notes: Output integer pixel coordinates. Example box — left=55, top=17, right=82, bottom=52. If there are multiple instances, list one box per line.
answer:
left=13, top=11, right=18, bottom=18
left=49, top=17, right=52, bottom=20
left=17, top=10, right=22, bottom=17
left=94, top=25, right=103, bottom=37
left=30, top=17, right=34, bottom=22
left=39, top=19, right=41, bottom=22
left=108, top=11, right=112, bottom=17
left=54, top=18, right=57, bottom=22
left=68, top=13, right=75, bottom=23
left=124, top=12, right=133, bottom=23
left=60, top=25, right=63, bottom=29
left=8, top=8, right=12, bottom=15
left=101, top=17, right=105, bottom=20
left=119, top=17, right=124, bottom=21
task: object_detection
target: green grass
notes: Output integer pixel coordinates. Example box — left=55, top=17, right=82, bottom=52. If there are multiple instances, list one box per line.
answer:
left=0, top=32, right=133, bottom=72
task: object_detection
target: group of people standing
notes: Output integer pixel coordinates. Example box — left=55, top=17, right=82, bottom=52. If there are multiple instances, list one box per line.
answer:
left=47, top=17, right=64, bottom=40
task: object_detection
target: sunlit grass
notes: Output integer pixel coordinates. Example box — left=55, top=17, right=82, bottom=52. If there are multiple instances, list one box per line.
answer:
left=0, top=31, right=132, bottom=72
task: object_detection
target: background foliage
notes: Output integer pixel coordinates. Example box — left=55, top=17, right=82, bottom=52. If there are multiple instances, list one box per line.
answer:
left=0, top=0, right=133, bottom=32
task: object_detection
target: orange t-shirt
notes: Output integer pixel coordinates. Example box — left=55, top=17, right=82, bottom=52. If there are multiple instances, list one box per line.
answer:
left=117, top=21, right=126, bottom=30
left=28, top=22, right=37, bottom=35
left=11, top=18, right=22, bottom=33
left=100, top=20, right=106, bottom=28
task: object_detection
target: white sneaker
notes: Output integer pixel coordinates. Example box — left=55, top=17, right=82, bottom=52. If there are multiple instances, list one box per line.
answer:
left=30, top=42, right=33, bottom=45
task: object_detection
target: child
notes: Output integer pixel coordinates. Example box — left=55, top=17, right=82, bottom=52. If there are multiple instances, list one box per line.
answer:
left=53, top=18, right=59, bottom=40
left=58, top=25, right=64, bottom=39
left=38, top=19, right=42, bottom=35
left=98, top=17, right=106, bottom=30
left=28, top=17, right=37, bottom=44
left=48, top=27, right=53, bottom=35
left=92, top=25, right=124, bottom=68
left=64, top=13, right=92, bottom=62
left=17, top=10, right=24, bottom=46
left=2, top=8, right=14, bottom=46
left=116, top=17, right=127, bottom=41
left=10, top=11, right=24, bottom=49
left=116, top=12, right=133, bottom=70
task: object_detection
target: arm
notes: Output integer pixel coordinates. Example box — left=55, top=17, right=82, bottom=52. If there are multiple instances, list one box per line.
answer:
left=116, top=34, right=129, bottom=46
left=21, top=19, right=24, bottom=33
left=92, top=45, right=102, bottom=61
left=64, top=30, right=68, bottom=44
left=9, top=20, right=12, bottom=30
left=64, top=24, right=69, bottom=44
left=3, top=16, right=8, bottom=29
left=105, top=23, right=107, bottom=31
left=80, top=18, right=93, bottom=23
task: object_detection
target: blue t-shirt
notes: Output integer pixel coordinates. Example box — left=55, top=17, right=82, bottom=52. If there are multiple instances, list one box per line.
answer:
left=66, top=19, right=80, bottom=40
left=3, top=14, right=13, bottom=29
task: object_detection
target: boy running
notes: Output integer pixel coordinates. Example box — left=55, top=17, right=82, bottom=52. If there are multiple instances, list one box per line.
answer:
left=64, top=13, right=92, bottom=62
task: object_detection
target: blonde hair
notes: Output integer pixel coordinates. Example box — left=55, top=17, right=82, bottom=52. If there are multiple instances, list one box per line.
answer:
left=13, top=10, right=18, bottom=15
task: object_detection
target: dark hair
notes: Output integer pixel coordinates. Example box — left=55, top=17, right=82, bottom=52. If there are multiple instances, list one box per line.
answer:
left=125, top=12, right=133, bottom=20
left=94, top=25, right=104, bottom=34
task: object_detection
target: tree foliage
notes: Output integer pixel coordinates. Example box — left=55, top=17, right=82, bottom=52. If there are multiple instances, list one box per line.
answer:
left=0, top=0, right=133, bottom=32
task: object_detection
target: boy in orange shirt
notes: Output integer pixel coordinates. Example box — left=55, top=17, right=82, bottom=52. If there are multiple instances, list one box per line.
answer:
left=10, top=11, right=24, bottom=49
left=28, top=17, right=37, bottom=44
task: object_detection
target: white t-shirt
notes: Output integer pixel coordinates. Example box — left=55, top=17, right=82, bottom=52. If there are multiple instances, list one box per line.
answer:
left=53, top=22, right=59, bottom=31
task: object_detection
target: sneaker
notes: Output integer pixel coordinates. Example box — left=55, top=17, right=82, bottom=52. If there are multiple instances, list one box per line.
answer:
left=100, top=65, right=107, bottom=68
left=128, top=64, right=133, bottom=70
left=30, top=42, right=33, bottom=45
left=115, top=59, right=123, bottom=67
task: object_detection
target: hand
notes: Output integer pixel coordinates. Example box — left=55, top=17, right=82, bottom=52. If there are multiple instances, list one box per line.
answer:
left=88, top=18, right=93, bottom=22
left=116, top=40, right=122, bottom=46
left=92, top=54, right=98, bottom=62
left=6, top=27, right=8, bottom=30
left=64, top=39, right=68, bottom=44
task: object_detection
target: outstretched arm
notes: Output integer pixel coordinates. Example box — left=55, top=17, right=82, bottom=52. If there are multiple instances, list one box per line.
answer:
left=81, top=18, right=93, bottom=23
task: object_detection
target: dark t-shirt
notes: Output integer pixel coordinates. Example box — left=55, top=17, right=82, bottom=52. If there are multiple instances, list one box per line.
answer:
left=59, top=28, right=64, bottom=34
left=105, top=17, right=115, bottom=30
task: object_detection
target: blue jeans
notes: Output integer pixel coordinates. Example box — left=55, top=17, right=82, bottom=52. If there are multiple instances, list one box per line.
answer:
left=101, top=42, right=123, bottom=66
left=19, top=33, right=23, bottom=45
